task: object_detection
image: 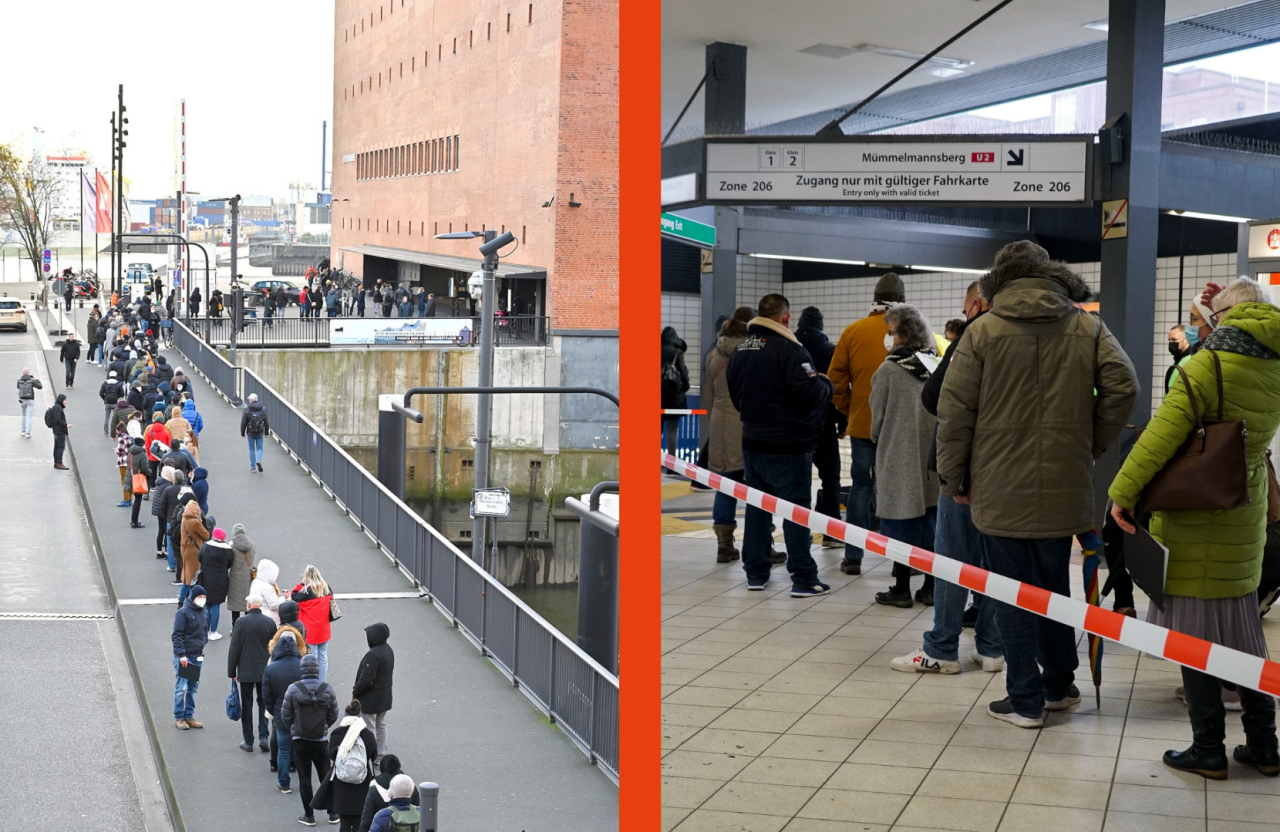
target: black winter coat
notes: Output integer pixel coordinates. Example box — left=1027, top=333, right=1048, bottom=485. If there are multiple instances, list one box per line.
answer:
left=227, top=608, right=276, bottom=682
left=172, top=597, right=209, bottom=659
left=100, top=379, right=124, bottom=405
left=50, top=403, right=69, bottom=436
left=261, top=635, right=303, bottom=721
left=197, top=540, right=235, bottom=605
left=726, top=321, right=833, bottom=455
left=59, top=340, right=81, bottom=362
left=352, top=623, right=394, bottom=713
left=321, top=723, right=379, bottom=816
left=151, top=479, right=172, bottom=518
left=359, top=772, right=421, bottom=832
left=660, top=328, right=690, bottom=412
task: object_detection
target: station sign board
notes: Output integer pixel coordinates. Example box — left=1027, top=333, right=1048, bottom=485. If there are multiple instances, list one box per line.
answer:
left=702, top=137, right=1091, bottom=205
left=661, top=212, right=716, bottom=248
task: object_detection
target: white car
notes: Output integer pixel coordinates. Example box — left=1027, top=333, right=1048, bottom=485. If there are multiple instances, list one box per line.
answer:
left=0, top=298, right=28, bottom=332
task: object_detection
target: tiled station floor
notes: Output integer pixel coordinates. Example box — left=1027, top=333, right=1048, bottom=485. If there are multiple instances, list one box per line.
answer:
left=660, top=478, right=1280, bottom=832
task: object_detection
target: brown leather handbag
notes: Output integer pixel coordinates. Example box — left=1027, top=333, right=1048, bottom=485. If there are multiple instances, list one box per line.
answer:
left=1139, top=350, right=1251, bottom=513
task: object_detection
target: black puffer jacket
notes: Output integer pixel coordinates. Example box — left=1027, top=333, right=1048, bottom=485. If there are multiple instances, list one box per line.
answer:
left=660, top=327, right=690, bottom=412
left=197, top=539, right=235, bottom=606
left=261, top=633, right=303, bottom=722
left=352, top=623, right=395, bottom=713
left=726, top=318, right=833, bottom=455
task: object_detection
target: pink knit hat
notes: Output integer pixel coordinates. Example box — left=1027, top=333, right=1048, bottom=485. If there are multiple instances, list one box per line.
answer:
left=212, top=528, right=227, bottom=541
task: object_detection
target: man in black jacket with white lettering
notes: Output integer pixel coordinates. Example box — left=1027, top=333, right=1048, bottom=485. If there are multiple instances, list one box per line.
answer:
left=726, top=293, right=834, bottom=597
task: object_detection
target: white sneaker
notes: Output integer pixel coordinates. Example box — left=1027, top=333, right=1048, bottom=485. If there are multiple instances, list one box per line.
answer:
left=969, top=647, right=1004, bottom=673
left=891, top=648, right=960, bottom=675
left=208, top=632, right=223, bottom=641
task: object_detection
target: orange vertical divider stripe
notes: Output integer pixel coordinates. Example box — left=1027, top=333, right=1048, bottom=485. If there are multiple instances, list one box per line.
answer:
left=620, top=0, right=660, bottom=825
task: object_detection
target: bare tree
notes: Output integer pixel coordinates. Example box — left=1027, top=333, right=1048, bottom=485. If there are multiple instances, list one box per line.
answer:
left=0, top=142, right=57, bottom=282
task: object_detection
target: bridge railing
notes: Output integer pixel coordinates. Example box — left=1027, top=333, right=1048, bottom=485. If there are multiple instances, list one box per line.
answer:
left=173, top=319, right=239, bottom=400
left=170, top=320, right=619, bottom=784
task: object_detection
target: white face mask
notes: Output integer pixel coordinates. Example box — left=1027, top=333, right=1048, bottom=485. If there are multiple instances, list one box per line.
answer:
left=884, top=334, right=894, bottom=350
left=193, top=597, right=206, bottom=609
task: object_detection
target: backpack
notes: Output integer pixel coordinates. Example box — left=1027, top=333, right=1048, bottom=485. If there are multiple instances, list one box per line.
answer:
left=661, top=361, right=683, bottom=407
left=246, top=408, right=266, bottom=435
left=334, top=728, right=369, bottom=784
left=292, top=683, right=329, bottom=738
left=44, top=407, right=55, bottom=429
left=387, top=805, right=420, bottom=832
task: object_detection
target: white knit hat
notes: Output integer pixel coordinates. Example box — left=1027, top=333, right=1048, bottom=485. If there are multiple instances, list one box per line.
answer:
left=389, top=774, right=415, bottom=799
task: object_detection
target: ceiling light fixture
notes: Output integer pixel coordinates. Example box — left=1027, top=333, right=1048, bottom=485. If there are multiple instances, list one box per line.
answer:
left=1083, top=19, right=1109, bottom=32
left=747, top=253, right=867, bottom=266
left=850, top=44, right=974, bottom=70
left=926, top=67, right=967, bottom=78
left=909, top=264, right=989, bottom=274
left=1163, top=210, right=1251, bottom=223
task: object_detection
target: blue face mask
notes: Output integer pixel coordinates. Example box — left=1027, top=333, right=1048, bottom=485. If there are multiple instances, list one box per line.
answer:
left=1184, top=326, right=1200, bottom=347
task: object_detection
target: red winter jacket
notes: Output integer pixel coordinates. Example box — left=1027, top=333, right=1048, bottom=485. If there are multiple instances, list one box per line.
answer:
left=291, top=583, right=332, bottom=644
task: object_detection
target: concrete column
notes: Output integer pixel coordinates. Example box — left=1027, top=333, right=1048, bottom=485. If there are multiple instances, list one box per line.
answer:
left=377, top=393, right=406, bottom=500
left=1095, top=0, right=1164, bottom=524
left=705, top=42, right=746, bottom=136
left=1237, top=222, right=1253, bottom=279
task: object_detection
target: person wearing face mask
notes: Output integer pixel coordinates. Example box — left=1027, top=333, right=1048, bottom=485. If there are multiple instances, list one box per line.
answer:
left=725, top=293, right=835, bottom=597
left=1109, top=277, right=1280, bottom=779
left=171, top=584, right=209, bottom=730
left=1164, top=325, right=1193, bottom=394
left=827, top=272, right=905, bottom=575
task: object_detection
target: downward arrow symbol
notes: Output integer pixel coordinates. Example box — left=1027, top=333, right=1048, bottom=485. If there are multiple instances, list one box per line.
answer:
left=1007, top=149, right=1024, bottom=166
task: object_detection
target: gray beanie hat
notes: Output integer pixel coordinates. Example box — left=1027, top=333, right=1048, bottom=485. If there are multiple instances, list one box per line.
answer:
left=874, top=272, right=905, bottom=303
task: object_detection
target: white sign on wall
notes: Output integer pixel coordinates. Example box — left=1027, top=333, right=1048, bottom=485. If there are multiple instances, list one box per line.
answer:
left=330, top=318, right=471, bottom=345
left=1248, top=223, right=1280, bottom=260
left=704, top=139, right=1090, bottom=204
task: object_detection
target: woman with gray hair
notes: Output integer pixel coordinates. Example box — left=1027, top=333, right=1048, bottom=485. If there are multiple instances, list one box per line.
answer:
left=1109, top=276, right=1280, bottom=779
left=871, top=304, right=941, bottom=607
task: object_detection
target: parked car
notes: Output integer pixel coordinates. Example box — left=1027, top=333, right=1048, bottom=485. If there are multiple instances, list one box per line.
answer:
left=0, top=298, right=28, bottom=332
left=245, top=278, right=302, bottom=307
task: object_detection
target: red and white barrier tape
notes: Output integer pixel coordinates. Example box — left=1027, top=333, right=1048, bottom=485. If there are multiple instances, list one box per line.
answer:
left=661, top=409, right=707, bottom=416
left=661, top=452, right=1280, bottom=697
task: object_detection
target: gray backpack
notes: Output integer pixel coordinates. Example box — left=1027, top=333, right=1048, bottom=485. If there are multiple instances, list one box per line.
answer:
left=334, top=726, right=369, bottom=784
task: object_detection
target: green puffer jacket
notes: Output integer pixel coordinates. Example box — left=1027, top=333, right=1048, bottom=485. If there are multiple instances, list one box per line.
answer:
left=1109, top=302, right=1280, bottom=599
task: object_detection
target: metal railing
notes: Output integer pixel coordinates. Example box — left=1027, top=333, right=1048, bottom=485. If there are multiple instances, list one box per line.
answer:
left=173, top=319, right=239, bottom=401
left=468, top=315, right=550, bottom=346
left=170, top=320, right=618, bottom=783
left=185, top=316, right=331, bottom=348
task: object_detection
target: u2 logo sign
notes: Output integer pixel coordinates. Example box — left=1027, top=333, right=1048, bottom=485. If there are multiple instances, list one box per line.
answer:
left=971, top=152, right=995, bottom=163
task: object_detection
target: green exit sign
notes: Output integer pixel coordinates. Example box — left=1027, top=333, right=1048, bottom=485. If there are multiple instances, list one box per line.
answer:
left=660, top=212, right=715, bottom=248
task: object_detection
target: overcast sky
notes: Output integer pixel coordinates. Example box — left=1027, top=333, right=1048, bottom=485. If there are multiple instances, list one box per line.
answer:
left=0, top=0, right=334, bottom=202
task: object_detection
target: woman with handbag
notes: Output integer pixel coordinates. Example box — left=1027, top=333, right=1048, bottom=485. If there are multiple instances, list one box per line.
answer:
left=1108, top=277, right=1280, bottom=780
left=227, top=523, right=256, bottom=626
left=292, top=565, right=336, bottom=682
left=127, top=437, right=152, bottom=529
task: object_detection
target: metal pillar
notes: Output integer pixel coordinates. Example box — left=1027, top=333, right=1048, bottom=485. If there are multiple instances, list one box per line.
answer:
left=471, top=229, right=498, bottom=562
left=228, top=195, right=242, bottom=403
left=573, top=482, right=620, bottom=675
left=1095, top=0, right=1164, bottom=525
left=116, top=84, right=126, bottom=297
left=1237, top=222, right=1253, bottom=280
left=704, top=42, right=747, bottom=135
left=377, top=394, right=406, bottom=500
left=417, top=782, right=439, bottom=831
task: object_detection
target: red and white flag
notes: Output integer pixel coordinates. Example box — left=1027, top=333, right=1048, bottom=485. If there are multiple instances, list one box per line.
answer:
left=81, top=173, right=96, bottom=234
left=96, top=171, right=112, bottom=233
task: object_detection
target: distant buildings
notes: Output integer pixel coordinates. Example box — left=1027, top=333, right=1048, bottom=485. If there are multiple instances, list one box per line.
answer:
left=44, top=151, right=91, bottom=231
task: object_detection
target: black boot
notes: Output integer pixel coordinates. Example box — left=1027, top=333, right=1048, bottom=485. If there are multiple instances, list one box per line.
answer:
left=1163, top=745, right=1228, bottom=780
left=1233, top=744, right=1280, bottom=776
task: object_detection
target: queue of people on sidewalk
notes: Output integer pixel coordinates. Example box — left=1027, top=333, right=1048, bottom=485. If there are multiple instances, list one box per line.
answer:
left=685, top=240, right=1280, bottom=779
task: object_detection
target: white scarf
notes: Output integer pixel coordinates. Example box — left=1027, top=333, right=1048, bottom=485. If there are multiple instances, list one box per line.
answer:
left=338, top=714, right=365, bottom=756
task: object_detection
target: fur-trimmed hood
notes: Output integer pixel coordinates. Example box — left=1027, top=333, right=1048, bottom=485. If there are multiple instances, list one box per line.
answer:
left=979, top=252, right=1092, bottom=323
left=268, top=623, right=308, bottom=656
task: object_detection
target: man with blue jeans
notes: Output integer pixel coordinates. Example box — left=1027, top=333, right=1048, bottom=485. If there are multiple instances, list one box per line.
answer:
left=893, top=282, right=1003, bottom=674
left=936, top=241, right=1137, bottom=727
left=16, top=368, right=42, bottom=438
left=171, top=584, right=208, bottom=729
left=240, top=393, right=269, bottom=473
left=726, top=293, right=834, bottom=597
left=262, top=630, right=303, bottom=793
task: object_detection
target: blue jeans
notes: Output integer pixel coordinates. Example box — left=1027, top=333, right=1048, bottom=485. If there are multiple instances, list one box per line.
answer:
left=178, top=583, right=190, bottom=605
left=173, top=657, right=199, bottom=720
left=247, top=434, right=263, bottom=468
left=19, top=400, right=34, bottom=435
left=275, top=722, right=293, bottom=789
left=843, top=438, right=877, bottom=562
left=166, top=536, right=176, bottom=571
left=741, top=450, right=819, bottom=588
left=207, top=603, right=221, bottom=634
left=711, top=470, right=742, bottom=526
left=981, top=534, right=1078, bottom=717
left=313, top=640, right=329, bottom=682
left=923, top=496, right=1002, bottom=661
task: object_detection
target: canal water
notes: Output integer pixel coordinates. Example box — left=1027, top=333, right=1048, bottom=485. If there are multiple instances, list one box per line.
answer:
left=510, top=584, right=579, bottom=640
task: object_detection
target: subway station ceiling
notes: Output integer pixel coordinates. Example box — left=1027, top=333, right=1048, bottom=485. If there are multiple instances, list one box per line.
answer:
left=661, top=0, right=1280, bottom=139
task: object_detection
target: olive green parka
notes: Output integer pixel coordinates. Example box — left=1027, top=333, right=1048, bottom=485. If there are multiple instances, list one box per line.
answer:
left=1109, top=302, right=1280, bottom=599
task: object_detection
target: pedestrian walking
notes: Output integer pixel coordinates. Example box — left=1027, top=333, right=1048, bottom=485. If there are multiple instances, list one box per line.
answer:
left=227, top=523, right=256, bottom=626
left=47, top=394, right=72, bottom=470
left=198, top=528, right=234, bottom=640
left=283, top=653, right=341, bottom=826
left=262, top=630, right=304, bottom=791
left=228, top=593, right=276, bottom=754
left=16, top=367, right=42, bottom=439
left=358, top=756, right=420, bottom=832
left=793, top=305, right=846, bottom=547
left=241, top=392, right=269, bottom=473
left=178, top=499, right=211, bottom=605
left=59, top=332, right=81, bottom=388
left=292, top=565, right=335, bottom=682
left=893, top=280, right=1004, bottom=675
left=367, top=774, right=418, bottom=832
left=251, top=558, right=284, bottom=625
left=314, top=700, right=378, bottom=831
left=703, top=308, right=756, bottom=563
left=936, top=241, right=1138, bottom=728
left=863, top=304, right=939, bottom=608
left=828, top=272, right=905, bottom=575
left=725, top=294, right=835, bottom=597
left=660, top=326, right=690, bottom=461
left=263, top=290, right=276, bottom=328
left=63, top=281, right=73, bottom=311
left=352, top=623, right=394, bottom=765
left=86, top=305, right=102, bottom=364
left=172, top=584, right=209, bottom=730
left=1109, top=277, right=1280, bottom=778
